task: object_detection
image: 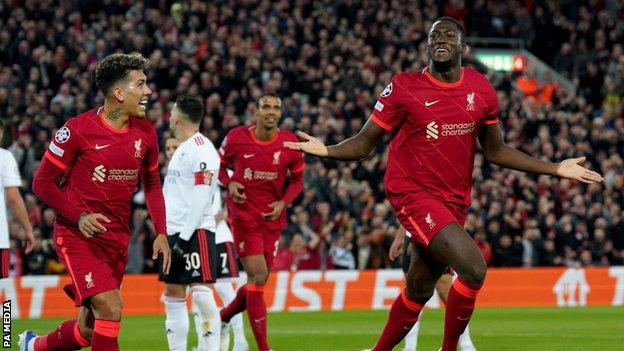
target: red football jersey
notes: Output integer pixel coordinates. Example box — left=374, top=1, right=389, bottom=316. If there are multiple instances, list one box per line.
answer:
left=43, top=108, right=160, bottom=249
left=219, top=126, right=305, bottom=229
left=371, top=67, right=499, bottom=208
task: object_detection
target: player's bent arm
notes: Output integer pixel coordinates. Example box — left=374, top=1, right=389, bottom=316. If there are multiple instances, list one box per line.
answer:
left=478, top=123, right=558, bottom=176
left=32, top=156, right=86, bottom=224
left=282, top=168, right=304, bottom=205
left=179, top=179, right=218, bottom=241
left=5, top=187, right=33, bottom=233
left=326, top=119, right=386, bottom=160
left=141, top=167, right=167, bottom=235
left=218, top=161, right=231, bottom=187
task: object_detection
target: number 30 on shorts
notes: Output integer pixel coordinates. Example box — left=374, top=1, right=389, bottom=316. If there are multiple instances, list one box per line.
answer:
left=183, top=253, right=201, bottom=270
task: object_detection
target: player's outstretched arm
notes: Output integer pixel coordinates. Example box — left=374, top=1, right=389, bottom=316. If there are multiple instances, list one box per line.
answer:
left=478, top=124, right=603, bottom=183
left=284, top=119, right=386, bottom=160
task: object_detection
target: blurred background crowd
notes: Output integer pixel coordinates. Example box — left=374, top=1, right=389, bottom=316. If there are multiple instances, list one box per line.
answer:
left=0, top=0, right=622, bottom=275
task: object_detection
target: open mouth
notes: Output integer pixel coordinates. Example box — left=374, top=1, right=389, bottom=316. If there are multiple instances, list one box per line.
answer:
left=138, top=99, right=148, bottom=110
left=435, top=47, right=450, bottom=54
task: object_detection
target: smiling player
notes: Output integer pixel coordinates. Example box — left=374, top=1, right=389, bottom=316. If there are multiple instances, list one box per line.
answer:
left=218, top=93, right=305, bottom=351
left=285, top=17, right=603, bottom=351
left=19, top=53, right=170, bottom=351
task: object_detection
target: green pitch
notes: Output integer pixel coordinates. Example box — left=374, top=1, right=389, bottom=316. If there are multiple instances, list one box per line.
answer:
left=10, top=306, right=623, bottom=350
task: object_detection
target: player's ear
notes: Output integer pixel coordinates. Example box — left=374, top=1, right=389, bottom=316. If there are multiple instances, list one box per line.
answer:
left=461, top=43, right=467, bottom=54
left=112, top=86, right=124, bottom=103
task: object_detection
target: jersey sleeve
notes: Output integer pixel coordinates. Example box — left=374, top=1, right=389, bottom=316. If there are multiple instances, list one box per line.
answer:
left=190, top=144, right=220, bottom=186
left=44, top=121, right=81, bottom=170
left=142, top=127, right=160, bottom=172
left=370, top=74, right=406, bottom=132
left=288, top=147, right=305, bottom=174
left=482, top=81, right=500, bottom=125
left=218, top=131, right=235, bottom=167
left=1, top=152, right=21, bottom=187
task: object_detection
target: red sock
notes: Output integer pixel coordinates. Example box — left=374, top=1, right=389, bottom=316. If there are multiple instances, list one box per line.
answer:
left=372, top=289, right=423, bottom=351
left=34, top=319, right=90, bottom=351
left=246, top=284, right=270, bottom=351
left=220, top=284, right=248, bottom=323
left=441, top=278, right=481, bottom=351
left=91, top=319, right=120, bottom=351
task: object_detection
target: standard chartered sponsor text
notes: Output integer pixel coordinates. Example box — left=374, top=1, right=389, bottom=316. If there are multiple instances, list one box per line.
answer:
left=441, top=122, right=475, bottom=136
left=253, top=170, right=279, bottom=180
left=108, top=168, right=139, bottom=181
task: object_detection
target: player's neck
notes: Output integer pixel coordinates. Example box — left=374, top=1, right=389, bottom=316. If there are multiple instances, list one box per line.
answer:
left=428, top=63, right=461, bottom=83
left=101, top=104, right=129, bottom=129
left=176, top=126, right=199, bottom=143
left=254, top=125, right=278, bottom=141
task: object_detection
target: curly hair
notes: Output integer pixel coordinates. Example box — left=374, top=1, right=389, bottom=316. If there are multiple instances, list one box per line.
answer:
left=95, top=53, right=149, bottom=96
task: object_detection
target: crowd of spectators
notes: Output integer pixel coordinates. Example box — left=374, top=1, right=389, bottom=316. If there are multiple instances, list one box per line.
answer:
left=0, top=0, right=622, bottom=275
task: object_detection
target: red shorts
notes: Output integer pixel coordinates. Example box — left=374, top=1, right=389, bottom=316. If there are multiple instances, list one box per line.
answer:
left=229, top=219, right=281, bottom=269
left=55, top=227, right=127, bottom=307
left=0, top=248, right=9, bottom=278
left=392, top=194, right=467, bottom=247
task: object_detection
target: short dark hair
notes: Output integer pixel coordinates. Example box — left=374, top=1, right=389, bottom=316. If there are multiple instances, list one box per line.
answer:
left=95, top=53, right=149, bottom=96
left=175, top=95, right=204, bottom=123
left=432, top=16, right=466, bottom=43
left=257, top=92, right=281, bottom=107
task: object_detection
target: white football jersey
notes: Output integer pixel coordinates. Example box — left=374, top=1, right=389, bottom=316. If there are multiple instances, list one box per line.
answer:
left=212, top=191, right=233, bottom=244
left=163, top=133, right=220, bottom=234
left=0, top=149, right=21, bottom=248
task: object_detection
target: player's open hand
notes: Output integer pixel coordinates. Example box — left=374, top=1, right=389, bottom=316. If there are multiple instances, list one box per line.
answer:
left=556, top=157, right=604, bottom=184
left=77, top=212, right=111, bottom=238
left=153, top=234, right=171, bottom=275
left=228, top=181, right=247, bottom=203
left=284, top=131, right=328, bottom=157
left=262, top=200, right=285, bottom=221
left=23, top=229, right=36, bottom=254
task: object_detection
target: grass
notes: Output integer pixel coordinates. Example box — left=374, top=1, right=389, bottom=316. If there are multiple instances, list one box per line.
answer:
left=10, top=306, right=623, bottom=350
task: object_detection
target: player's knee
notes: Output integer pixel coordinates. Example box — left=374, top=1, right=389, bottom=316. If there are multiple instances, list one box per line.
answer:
left=246, top=266, right=269, bottom=285
left=248, top=270, right=269, bottom=285
left=164, top=284, right=186, bottom=299
left=248, top=274, right=268, bottom=286
left=92, top=298, right=123, bottom=321
left=405, top=282, right=435, bottom=303
left=461, top=261, right=487, bottom=287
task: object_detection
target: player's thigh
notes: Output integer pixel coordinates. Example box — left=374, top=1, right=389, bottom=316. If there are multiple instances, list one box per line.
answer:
left=405, top=243, right=448, bottom=302
left=231, top=222, right=264, bottom=258
left=55, top=236, right=122, bottom=307
left=240, top=254, right=268, bottom=282
left=428, top=222, right=486, bottom=286
left=262, top=229, right=281, bottom=269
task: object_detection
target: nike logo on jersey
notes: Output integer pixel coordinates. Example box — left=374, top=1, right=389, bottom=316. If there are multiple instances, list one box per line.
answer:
left=424, top=100, right=440, bottom=107
left=244, top=154, right=255, bottom=158
left=95, top=144, right=110, bottom=150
